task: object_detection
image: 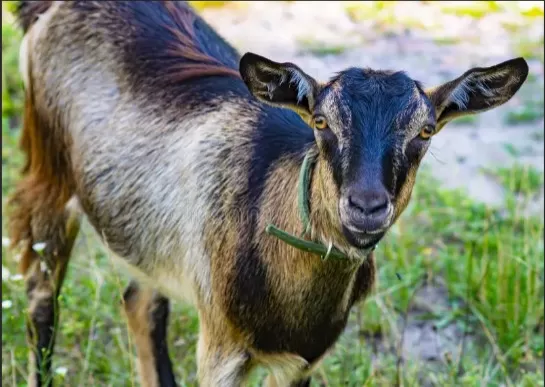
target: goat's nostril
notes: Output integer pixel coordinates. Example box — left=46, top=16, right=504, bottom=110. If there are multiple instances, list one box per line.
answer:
left=348, top=195, right=364, bottom=213
left=369, top=197, right=388, bottom=214
left=348, top=192, right=389, bottom=216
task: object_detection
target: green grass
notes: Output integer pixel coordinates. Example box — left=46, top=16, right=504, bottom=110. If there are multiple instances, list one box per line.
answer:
left=505, top=99, right=544, bottom=125
left=345, top=1, right=398, bottom=22
left=437, top=2, right=504, bottom=19
left=513, top=36, right=545, bottom=64
left=187, top=1, right=251, bottom=12
left=450, top=114, right=478, bottom=126
left=2, top=3, right=544, bottom=387
left=2, top=3, right=24, bottom=121
left=484, top=164, right=544, bottom=196
left=344, top=1, right=426, bottom=32
left=433, top=36, right=460, bottom=46
left=344, top=1, right=504, bottom=27
left=296, top=38, right=348, bottom=57
left=187, top=1, right=231, bottom=11
left=504, top=72, right=544, bottom=125
left=520, top=4, right=545, bottom=18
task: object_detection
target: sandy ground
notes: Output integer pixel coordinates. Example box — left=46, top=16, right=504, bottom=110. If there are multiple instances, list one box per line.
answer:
left=197, top=1, right=544, bottom=371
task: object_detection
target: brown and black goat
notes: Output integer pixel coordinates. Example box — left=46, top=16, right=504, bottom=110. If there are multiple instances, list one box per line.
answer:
left=9, top=1, right=528, bottom=386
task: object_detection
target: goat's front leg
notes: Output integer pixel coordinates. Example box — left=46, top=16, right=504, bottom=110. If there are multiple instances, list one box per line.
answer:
left=122, top=281, right=177, bottom=387
left=196, top=314, right=252, bottom=387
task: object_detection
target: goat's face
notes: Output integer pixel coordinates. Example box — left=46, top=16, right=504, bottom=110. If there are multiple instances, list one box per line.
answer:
left=240, top=53, right=528, bottom=249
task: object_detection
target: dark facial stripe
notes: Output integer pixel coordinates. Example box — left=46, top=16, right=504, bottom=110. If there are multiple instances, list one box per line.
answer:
left=325, top=69, right=424, bottom=194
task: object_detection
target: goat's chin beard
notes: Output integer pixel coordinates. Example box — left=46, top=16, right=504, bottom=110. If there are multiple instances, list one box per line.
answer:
left=341, top=224, right=387, bottom=250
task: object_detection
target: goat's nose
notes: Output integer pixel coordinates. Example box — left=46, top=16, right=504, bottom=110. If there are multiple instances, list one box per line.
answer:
left=348, top=190, right=390, bottom=218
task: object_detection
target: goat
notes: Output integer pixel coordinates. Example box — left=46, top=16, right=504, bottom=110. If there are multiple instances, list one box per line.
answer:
left=9, top=1, right=528, bottom=386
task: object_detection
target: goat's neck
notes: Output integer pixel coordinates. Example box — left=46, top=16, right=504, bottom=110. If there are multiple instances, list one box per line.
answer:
left=259, top=149, right=363, bottom=261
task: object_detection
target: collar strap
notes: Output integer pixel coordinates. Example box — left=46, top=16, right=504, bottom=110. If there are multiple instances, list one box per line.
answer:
left=265, top=148, right=376, bottom=261
left=297, top=148, right=318, bottom=238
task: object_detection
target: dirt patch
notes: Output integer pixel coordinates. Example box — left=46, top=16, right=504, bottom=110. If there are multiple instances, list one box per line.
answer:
left=366, top=282, right=468, bottom=378
left=338, top=281, right=472, bottom=385
left=400, top=284, right=463, bottom=364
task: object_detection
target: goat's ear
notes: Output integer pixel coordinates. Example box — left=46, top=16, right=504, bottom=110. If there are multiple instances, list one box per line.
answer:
left=239, top=52, right=320, bottom=118
left=426, top=57, right=528, bottom=131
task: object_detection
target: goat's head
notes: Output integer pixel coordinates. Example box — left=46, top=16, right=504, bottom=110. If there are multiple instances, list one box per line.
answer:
left=240, top=53, right=528, bottom=249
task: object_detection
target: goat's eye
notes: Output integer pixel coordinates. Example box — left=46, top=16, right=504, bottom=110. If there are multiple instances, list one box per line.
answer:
left=313, top=116, right=328, bottom=130
left=419, top=124, right=435, bottom=139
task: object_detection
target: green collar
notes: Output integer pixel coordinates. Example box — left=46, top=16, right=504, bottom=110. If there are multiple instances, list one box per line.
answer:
left=265, top=149, right=376, bottom=261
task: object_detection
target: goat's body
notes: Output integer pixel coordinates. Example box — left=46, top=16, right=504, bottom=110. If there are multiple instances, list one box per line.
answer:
left=13, top=2, right=375, bottom=385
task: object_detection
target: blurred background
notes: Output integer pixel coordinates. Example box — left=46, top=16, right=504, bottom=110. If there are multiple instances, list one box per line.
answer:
left=2, top=1, right=544, bottom=386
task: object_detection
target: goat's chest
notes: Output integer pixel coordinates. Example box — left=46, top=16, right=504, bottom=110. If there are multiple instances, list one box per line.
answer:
left=225, top=255, right=375, bottom=364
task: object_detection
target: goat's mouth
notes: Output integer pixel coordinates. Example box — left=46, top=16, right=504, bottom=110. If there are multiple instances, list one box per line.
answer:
left=341, top=224, right=387, bottom=250
left=338, top=200, right=393, bottom=249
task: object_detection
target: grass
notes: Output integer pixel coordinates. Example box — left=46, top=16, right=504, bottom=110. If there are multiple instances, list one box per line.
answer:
left=520, top=4, right=545, bottom=18
left=296, top=38, right=348, bottom=57
left=505, top=100, right=544, bottom=125
left=345, top=1, right=398, bottom=22
left=513, top=36, right=545, bottom=64
left=2, top=2, right=544, bottom=387
left=484, top=164, right=544, bottom=196
left=187, top=1, right=235, bottom=11
left=436, top=1, right=504, bottom=19
left=344, top=1, right=545, bottom=48
left=2, top=3, right=23, bottom=121
left=344, top=1, right=505, bottom=27
left=433, top=36, right=460, bottom=46
left=449, top=114, right=478, bottom=127
left=504, top=73, right=544, bottom=125
left=344, top=1, right=426, bottom=32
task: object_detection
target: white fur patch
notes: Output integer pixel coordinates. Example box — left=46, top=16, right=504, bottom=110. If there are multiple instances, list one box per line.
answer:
left=449, top=68, right=510, bottom=109
left=197, top=334, right=250, bottom=386
left=19, top=2, right=61, bottom=88
left=258, top=353, right=308, bottom=386
left=19, top=34, right=30, bottom=88
left=212, top=355, right=249, bottom=385
left=260, top=63, right=311, bottom=104
left=65, top=195, right=82, bottom=214
left=107, top=251, right=200, bottom=305
left=448, top=78, right=473, bottom=109
left=287, top=68, right=311, bottom=103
